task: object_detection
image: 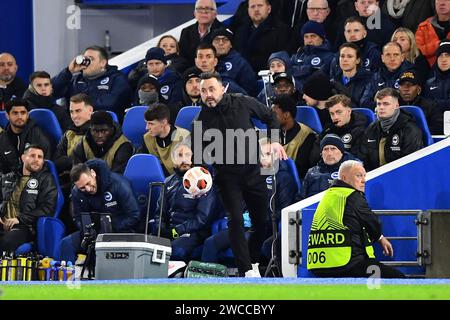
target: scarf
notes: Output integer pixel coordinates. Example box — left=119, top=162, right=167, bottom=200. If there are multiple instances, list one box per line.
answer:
left=386, top=0, right=410, bottom=18
left=379, top=108, right=400, bottom=133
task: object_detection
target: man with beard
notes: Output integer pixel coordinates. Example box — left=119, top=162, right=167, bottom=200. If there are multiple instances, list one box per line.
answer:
left=71, top=110, right=133, bottom=174
left=155, top=141, right=220, bottom=262
left=0, top=53, right=26, bottom=110
left=23, top=71, right=72, bottom=131
left=0, top=144, right=57, bottom=252
left=0, top=99, right=52, bottom=174
left=52, top=46, right=132, bottom=122
left=138, top=103, right=190, bottom=176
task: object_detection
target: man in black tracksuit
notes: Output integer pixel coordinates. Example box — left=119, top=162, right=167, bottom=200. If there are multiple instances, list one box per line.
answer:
left=358, top=88, right=423, bottom=171
left=192, top=72, right=287, bottom=277
left=0, top=144, right=57, bottom=252
left=0, top=99, right=52, bottom=174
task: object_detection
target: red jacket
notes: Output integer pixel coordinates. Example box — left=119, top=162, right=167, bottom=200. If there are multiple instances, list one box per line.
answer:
left=416, top=16, right=450, bottom=67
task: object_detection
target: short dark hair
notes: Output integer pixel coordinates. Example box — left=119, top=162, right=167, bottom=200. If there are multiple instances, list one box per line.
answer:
left=84, top=45, right=109, bottom=61
left=271, top=94, right=297, bottom=118
left=375, top=87, right=400, bottom=101
left=325, top=94, right=352, bottom=109
left=5, top=98, right=29, bottom=114
left=344, top=16, right=366, bottom=29
left=23, top=144, right=45, bottom=155
left=339, top=42, right=361, bottom=60
left=199, top=71, right=222, bottom=84
left=196, top=43, right=217, bottom=58
left=70, top=163, right=92, bottom=184
left=29, top=71, right=51, bottom=83
left=70, top=93, right=93, bottom=106
left=144, top=103, right=171, bottom=122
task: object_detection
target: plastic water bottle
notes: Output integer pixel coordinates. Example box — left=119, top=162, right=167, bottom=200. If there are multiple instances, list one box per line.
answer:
left=66, top=261, right=75, bottom=281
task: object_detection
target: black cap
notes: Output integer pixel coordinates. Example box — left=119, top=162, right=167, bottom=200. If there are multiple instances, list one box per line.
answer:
left=137, top=74, right=161, bottom=91
left=210, top=28, right=234, bottom=44
left=182, top=66, right=202, bottom=85
left=273, top=72, right=294, bottom=85
left=398, top=70, right=422, bottom=87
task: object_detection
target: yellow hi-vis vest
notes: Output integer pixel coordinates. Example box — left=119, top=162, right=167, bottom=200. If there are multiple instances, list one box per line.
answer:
left=82, top=134, right=130, bottom=169
left=65, top=130, right=84, bottom=156
left=307, top=187, right=375, bottom=270
left=283, top=123, right=314, bottom=160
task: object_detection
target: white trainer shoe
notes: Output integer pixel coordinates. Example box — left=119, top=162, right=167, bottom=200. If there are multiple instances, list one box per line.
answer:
left=244, top=263, right=261, bottom=278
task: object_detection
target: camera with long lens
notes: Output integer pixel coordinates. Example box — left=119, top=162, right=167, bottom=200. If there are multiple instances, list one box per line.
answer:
left=81, top=222, right=97, bottom=252
left=75, top=55, right=91, bottom=67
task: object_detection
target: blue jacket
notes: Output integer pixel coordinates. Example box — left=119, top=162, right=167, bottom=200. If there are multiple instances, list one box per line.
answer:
left=265, top=160, right=298, bottom=222
left=217, top=50, right=258, bottom=97
left=331, top=68, right=372, bottom=107
left=329, top=40, right=381, bottom=79
left=300, top=152, right=359, bottom=199
left=71, top=159, right=140, bottom=233
left=156, top=170, right=221, bottom=236
left=423, top=66, right=450, bottom=112
left=157, top=68, right=183, bottom=104
left=360, top=61, right=414, bottom=109
left=290, top=41, right=335, bottom=89
left=52, top=65, right=132, bottom=118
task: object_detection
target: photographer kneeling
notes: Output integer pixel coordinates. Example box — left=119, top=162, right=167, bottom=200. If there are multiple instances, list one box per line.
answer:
left=60, top=159, right=140, bottom=263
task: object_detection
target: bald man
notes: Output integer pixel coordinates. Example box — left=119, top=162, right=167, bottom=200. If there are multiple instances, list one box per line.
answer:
left=307, top=160, right=405, bottom=278
left=0, top=53, right=26, bottom=110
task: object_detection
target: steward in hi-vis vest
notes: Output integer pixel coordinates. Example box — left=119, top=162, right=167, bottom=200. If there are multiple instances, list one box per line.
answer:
left=306, top=160, right=404, bottom=278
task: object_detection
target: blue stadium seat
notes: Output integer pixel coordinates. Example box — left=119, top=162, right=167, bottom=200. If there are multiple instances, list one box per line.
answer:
left=400, top=106, right=434, bottom=146
left=284, top=158, right=301, bottom=197
left=122, top=106, right=148, bottom=148
left=15, top=160, right=65, bottom=260
left=296, top=106, right=323, bottom=133
left=107, top=110, right=119, bottom=123
left=251, top=117, right=267, bottom=130
left=353, top=108, right=376, bottom=127
left=174, top=106, right=201, bottom=131
left=29, top=108, right=63, bottom=145
left=0, top=111, right=8, bottom=129
left=123, top=154, right=166, bottom=232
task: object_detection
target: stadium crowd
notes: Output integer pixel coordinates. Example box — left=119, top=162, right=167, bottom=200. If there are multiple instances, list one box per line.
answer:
left=0, top=0, right=447, bottom=277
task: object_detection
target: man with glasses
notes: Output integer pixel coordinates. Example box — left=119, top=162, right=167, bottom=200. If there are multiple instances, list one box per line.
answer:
left=178, top=0, right=224, bottom=73
left=71, top=110, right=133, bottom=174
left=234, top=0, right=292, bottom=73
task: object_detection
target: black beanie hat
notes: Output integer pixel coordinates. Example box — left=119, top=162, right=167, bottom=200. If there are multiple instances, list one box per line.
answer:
left=182, top=66, right=202, bottom=85
left=145, top=47, right=167, bottom=64
left=320, top=134, right=344, bottom=154
left=137, top=74, right=161, bottom=91
left=302, top=71, right=332, bottom=101
left=210, top=27, right=234, bottom=44
left=436, top=39, right=450, bottom=57
left=91, top=110, right=114, bottom=127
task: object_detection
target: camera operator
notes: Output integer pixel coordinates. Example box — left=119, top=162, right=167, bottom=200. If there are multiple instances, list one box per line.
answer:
left=51, top=46, right=132, bottom=122
left=60, top=159, right=140, bottom=263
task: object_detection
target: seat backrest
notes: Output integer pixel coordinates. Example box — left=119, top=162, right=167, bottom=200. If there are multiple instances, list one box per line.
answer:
left=251, top=117, right=267, bottom=130
left=400, top=106, right=433, bottom=146
left=29, top=108, right=63, bottom=145
left=123, top=154, right=166, bottom=229
left=0, top=111, right=8, bottom=129
left=45, top=159, right=64, bottom=218
left=284, top=158, right=301, bottom=196
left=107, top=110, right=119, bottom=123
left=353, top=108, right=376, bottom=128
left=296, top=106, right=323, bottom=133
left=122, top=106, right=148, bottom=148
left=175, top=106, right=201, bottom=131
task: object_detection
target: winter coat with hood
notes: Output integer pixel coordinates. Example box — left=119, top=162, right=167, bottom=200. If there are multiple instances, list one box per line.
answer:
left=71, top=121, right=134, bottom=174
left=52, top=65, right=132, bottom=120
left=156, top=68, right=184, bottom=105
left=358, top=109, right=424, bottom=171
left=0, top=162, right=57, bottom=237
left=0, top=119, right=52, bottom=174
left=423, top=65, right=450, bottom=113
left=415, top=16, right=450, bottom=67
left=22, top=86, right=72, bottom=132
left=71, top=159, right=140, bottom=232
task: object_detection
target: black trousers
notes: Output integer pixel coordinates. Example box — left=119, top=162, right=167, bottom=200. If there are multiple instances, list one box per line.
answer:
left=0, top=225, right=33, bottom=252
left=313, top=258, right=405, bottom=278
left=215, top=166, right=269, bottom=274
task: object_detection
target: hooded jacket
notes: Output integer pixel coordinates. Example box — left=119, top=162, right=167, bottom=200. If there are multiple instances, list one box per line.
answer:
left=71, top=159, right=140, bottom=232
left=0, top=162, right=57, bottom=236
left=301, top=151, right=359, bottom=199
left=71, top=122, right=134, bottom=174
left=360, top=61, right=414, bottom=109
left=23, top=87, right=72, bottom=131
left=52, top=65, right=132, bottom=120
left=156, top=68, right=183, bottom=104
left=0, top=119, right=52, bottom=174
left=358, top=109, right=424, bottom=171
